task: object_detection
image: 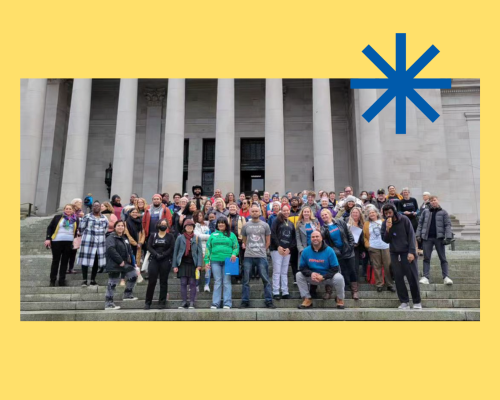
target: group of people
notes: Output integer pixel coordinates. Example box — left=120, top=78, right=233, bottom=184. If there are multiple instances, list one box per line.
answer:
left=44, top=183, right=454, bottom=310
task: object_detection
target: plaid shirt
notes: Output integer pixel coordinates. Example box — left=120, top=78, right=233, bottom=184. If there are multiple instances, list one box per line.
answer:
left=77, top=213, right=109, bottom=267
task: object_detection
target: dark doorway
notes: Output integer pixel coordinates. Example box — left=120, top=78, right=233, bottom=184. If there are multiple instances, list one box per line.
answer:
left=240, top=138, right=265, bottom=196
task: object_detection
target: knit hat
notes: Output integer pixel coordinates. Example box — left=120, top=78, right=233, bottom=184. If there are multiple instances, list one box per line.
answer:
left=272, top=193, right=279, bottom=199
left=152, top=193, right=162, bottom=200
left=345, top=195, right=356, bottom=203
left=183, top=219, right=195, bottom=227
left=272, top=201, right=282, bottom=209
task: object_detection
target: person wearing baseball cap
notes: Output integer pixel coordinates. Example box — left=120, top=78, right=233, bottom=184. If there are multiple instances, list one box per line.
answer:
left=373, top=189, right=389, bottom=212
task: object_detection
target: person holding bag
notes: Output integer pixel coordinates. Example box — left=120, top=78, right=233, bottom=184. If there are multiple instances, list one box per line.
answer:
left=144, top=219, right=175, bottom=310
left=204, top=217, right=239, bottom=309
left=104, top=220, right=139, bottom=310
left=44, top=204, right=80, bottom=286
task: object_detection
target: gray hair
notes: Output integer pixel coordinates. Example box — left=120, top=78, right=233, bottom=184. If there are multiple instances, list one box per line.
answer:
left=71, top=198, right=82, bottom=205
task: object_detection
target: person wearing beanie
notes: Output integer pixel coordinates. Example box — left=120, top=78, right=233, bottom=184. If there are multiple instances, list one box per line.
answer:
left=172, top=219, right=203, bottom=309
left=335, top=195, right=359, bottom=223
left=334, top=186, right=363, bottom=213
left=266, top=193, right=280, bottom=217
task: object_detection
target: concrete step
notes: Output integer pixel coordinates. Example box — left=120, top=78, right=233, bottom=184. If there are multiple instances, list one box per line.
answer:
left=20, top=298, right=480, bottom=311
left=21, top=276, right=480, bottom=286
left=20, top=283, right=480, bottom=294
left=20, top=289, right=480, bottom=303
left=20, top=269, right=480, bottom=279
left=20, top=308, right=480, bottom=321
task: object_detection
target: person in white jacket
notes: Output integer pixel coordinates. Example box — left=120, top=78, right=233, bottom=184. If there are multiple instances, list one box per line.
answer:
left=193, top=210, right=211, bottom=292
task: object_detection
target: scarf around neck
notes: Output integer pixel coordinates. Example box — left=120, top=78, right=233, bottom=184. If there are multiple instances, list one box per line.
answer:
left=183, top=232, right=194, bottom=256
left=62, top=213, right=77, bottom=229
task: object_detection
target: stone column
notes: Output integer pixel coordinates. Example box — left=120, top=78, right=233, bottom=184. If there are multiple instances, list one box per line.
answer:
left=312, top=79, right=335, bottom=192
left=356, top=89, right=384, bottom=190
left=162, top=79, right=186, bottom=195
left=186, top=136, right=203, bottom=195
left=59, top=79, right=93, bottom=208
left=465, top=112, right=480, bottom=223
left=142, top=87, right=165, bottom=200
left=21, top=79, right=48, bottom=205
left=110, top=79, right=138, bottom=198
left=214, top=79, right=235, bottom=194
left=265, top=79, right=285, bottom=195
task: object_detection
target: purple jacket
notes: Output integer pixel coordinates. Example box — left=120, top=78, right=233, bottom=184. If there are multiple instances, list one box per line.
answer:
left=316, top=206, right=337, bottom=226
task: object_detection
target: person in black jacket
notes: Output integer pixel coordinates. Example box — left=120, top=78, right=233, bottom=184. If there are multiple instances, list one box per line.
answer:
left=381, top=204, right=422, bottom=310
left=270, top=205, right=296, bottom=300
left=319, top=208, right=356, bottom=300
left=104, top=220, right=139, bottom=310
left=397, top=188, right=420, bottom=231
left=44, top=204, right=80, bottom=286
left=144, top=219, right=175, bottom=310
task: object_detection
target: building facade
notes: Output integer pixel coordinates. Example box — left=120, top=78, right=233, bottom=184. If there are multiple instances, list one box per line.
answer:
left=20, top=78, right=480, bottom=225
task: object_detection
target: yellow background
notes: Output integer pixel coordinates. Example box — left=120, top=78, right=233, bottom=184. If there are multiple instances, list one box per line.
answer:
left=3, top=1, right=494, bottom=399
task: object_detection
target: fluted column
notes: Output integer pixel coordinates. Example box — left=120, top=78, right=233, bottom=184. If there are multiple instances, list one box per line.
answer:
left=162, top=79, right=185, bottom=195
left=21, top=79, right=48, bottom=205
left=357, top=89, right=384, bottom=190
left=110, top=79, right=138, bottom=198
left=312, top=79, right=335, bottom=191
left=59, top=79, right=93, bottom=207
left=265, top=79, right=285, bottom=195
left=214, top=79, right=235, bottom=194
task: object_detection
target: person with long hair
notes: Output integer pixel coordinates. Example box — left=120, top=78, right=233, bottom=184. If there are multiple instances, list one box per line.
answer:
left=136, top=197, right=148, bottom=217
left=144, top=218, right=175, bottom=309
left=347, top=207, right=365, bottom=300
left=363, top=207, right=395, bottom=292
left=172, top=219, right=203, bottom=309
left=101, top=202, right=118, bottom=237
left=202, top=199, right=213, bottom=219
left=227, top=202, right=246, bottom=283
left=77, top=201, right=109, bottom=286
left=319, top=208, right=356, bottom=300
left=124, top=208, right=145, bottom=258
left=214, top=198, right=229, bottom=220
left=397, top=187, right=420, bottom=232
left=44, top=204, right=80, bottom=286
left=295, top=206, right=320, bottom=284
left=270, top=205, right=296, bottom=300
left=104, top=220, right=139, bottom=310
left=205, top=217, right=239, bottom=309
left=193, top=210, right=212, bottom=292
left=225, top=192, right=236, bottom=206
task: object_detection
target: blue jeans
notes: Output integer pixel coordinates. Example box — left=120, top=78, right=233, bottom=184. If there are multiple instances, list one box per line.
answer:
left=211, top=261, right=232, bottom=307
left=242, top=257, right=272, bottom=303
left=204, top=268, right=211, bottom=285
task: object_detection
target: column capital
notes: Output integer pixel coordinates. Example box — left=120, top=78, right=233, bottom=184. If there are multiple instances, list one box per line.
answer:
left=144, top=87, right=166, bottom=106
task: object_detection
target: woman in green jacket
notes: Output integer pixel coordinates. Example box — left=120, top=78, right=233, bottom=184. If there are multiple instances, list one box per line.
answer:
left=204, top=217, right=239, bottom=309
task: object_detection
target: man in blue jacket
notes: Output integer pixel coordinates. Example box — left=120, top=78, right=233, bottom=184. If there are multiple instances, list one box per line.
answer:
left=296, top=231, right=345, bottom=309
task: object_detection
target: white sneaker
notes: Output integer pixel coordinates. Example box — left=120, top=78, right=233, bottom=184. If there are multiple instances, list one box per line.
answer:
left=223, top=306, right=231, bottom=309
left=419, top=277, right=430, bottom=284
left=398, top=303, right=409, bottom=310
left=105, top=303, right=121, bottom=310
left=204, top=284, right=211, bottom=292
left=210, top=305, right=217, bottom=309
left=196, top=286, right=200, bottom=292
left=413, top=303, right=423, bottom=309
left=444, top=277, right=453, bottom=285
left=188, top=304, right=195, bottom=309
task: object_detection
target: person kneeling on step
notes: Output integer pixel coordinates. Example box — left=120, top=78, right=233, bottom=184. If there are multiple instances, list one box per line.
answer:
left=104, top=220, right=139, bottom=310
left=296, top=231, right=345, bottom=309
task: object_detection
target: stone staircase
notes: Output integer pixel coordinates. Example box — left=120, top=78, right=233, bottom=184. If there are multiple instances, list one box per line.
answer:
left=20, top=217, right=480, bottom=321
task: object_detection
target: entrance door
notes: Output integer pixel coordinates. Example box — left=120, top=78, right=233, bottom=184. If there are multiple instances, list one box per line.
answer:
left=241, top=170, right=265, bottom=196
left=240, top=138, right=265, bottom=196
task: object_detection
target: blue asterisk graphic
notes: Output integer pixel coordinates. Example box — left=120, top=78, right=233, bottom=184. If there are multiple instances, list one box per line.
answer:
left=351, top=33, right=452, bottom=134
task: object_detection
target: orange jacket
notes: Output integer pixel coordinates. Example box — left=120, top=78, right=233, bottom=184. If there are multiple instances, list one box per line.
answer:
left=142, top=204, right=173, bottom=237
